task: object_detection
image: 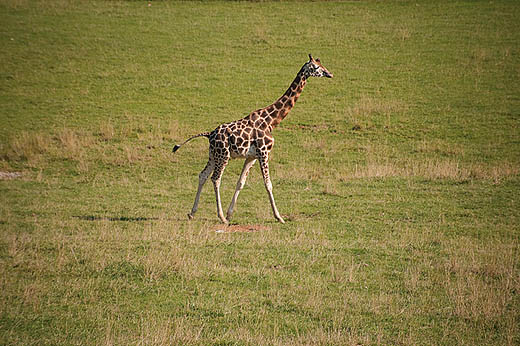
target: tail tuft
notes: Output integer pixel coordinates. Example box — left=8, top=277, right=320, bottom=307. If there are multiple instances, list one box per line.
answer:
left=172, top=145, right=181, bottom=153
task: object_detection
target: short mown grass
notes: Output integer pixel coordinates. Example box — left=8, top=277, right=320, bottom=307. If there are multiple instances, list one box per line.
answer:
left=1, top=0, right=519, bottom=345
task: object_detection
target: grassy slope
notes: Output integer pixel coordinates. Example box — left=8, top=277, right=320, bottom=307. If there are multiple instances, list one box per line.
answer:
left=1, top=0, right=519, bottom=345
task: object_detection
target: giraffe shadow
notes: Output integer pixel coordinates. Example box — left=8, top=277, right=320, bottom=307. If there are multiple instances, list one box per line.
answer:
left=74, top=215, right=233, bottom=225
left=75, top=215, right=160, bottom=222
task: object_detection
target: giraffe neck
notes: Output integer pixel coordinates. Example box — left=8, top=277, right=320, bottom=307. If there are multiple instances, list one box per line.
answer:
left=263, top=68, right=308, bottom=131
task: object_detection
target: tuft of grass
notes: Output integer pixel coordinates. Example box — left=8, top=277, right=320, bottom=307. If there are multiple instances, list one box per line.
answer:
left=1, top=132, right=51, bottom=163
left=99, top=121, right=115, bottom=142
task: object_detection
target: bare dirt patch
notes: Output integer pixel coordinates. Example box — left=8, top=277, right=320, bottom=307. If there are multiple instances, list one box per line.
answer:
left=213, top=224, right=270, bottom=234
left=0, top=171, right=22, bottom=180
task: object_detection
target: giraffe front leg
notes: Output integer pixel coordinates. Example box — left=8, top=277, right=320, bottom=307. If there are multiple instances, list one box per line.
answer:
left=259, top=157, right=285, bottom=224
left=227, top=157, right=257, bottom=222
left=211, top=160, right=229, bottom=224
left=188, top=159, right=214, bottom=220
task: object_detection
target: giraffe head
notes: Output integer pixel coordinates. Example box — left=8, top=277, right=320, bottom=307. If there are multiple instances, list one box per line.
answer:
left=305, top=54, right=334, bottom=78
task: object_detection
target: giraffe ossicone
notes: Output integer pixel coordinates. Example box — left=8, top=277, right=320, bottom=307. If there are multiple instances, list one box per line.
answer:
left=173, top=54, right=333, bottom=224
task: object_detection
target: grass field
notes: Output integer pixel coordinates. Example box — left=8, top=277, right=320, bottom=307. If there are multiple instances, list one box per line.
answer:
left=1, top=0, right=519, bottom=344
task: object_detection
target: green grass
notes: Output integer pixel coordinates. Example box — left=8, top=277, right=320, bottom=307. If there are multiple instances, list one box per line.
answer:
left=1, top=0, right=519, bottom=344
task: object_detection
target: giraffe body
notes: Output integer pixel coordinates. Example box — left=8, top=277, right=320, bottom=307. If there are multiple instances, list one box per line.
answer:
left=174, top=55, right=333, bottom=224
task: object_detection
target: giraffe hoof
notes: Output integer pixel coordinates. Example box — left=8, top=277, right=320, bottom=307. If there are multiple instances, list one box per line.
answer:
left=277, top=217, right=285, bottom=224
left=187, top=213, right=194, bottom=220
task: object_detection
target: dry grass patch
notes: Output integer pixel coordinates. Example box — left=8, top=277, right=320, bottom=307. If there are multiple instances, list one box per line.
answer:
left=396, top=26, right=412, bottom=41
left=416, top=139, right=465, bottom=157
left=55, top=128, right=96, bottom=173
left=213, top=224, right=271, bottom=234
left=338, top=159, right=519, bottom=182
left=99, top=120, right=115, bottom=141
left=57, top=128, right=79, bottom=154
left=105, top=313, right=373, bottom=346
left=274, top=161, right=326, bottom=183
left=0, top=131, right=51, bottom=164
left=329, top=256, right=365, bottom=285
left=135, top=316, right=201, bottom=346
left=166, top=120, right=181, bottom=142
left=442, top=237, right=519, bottom=321
left=103, top=314, right=201, bottom=346
left=346, top=96, right=408, bottom=130
left=95, top=117, right=186, bottom=166
left=0, top=128, right=99, bottom=172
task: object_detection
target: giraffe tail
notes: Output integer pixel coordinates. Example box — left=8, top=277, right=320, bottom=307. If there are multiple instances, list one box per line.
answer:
left=172, top=132, right=211, bottom=153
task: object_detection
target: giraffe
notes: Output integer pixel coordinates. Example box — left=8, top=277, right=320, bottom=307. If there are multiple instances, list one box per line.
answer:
left=173, top=54, right=333, bottom=224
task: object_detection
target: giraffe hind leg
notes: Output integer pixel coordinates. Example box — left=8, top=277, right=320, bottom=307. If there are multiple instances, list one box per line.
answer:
left=188, top=159, right=214, bottom=220
left=211, top=159, right=229, bottom=224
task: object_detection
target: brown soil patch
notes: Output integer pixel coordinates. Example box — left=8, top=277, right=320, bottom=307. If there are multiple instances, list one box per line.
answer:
left=213, top=224, right=270, bottom=234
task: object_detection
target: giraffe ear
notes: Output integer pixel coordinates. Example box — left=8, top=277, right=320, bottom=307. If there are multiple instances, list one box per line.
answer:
left=316, top=58, right=321, bottom=63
